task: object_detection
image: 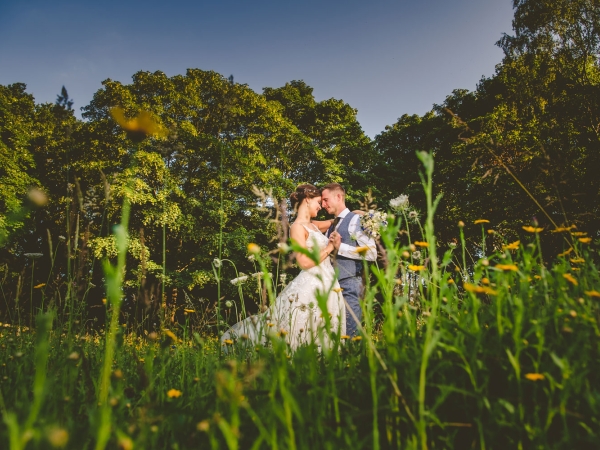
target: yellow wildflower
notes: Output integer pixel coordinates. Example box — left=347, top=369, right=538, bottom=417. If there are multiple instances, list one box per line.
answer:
left=184, top=309, right=196, bottom=313
left=522, top=226, right=543, bottom=233
left=487, top=229, right=495, bottom=235
left=351, top=336, right=362, bottom=342
left=558, top=248, right=573, bottom=257
left=167, top=389, right=182, bottom=398
left=571, top=231, right=587, bottom=237
left=463, top=283, right=497, bottom=295
left=525, top=373, right=545, bottom=381
left=354, top=246, right=370, bottom=255
left=578, top=237, right=592, bottom=244
left=458, top=221, right=465, bottom=228
left=408, top=265, right=426, bottom=272
left=584, top=290, right=600, bottom=298
left=47, top=427, right=69, bottom=448
left=496, top=264, right=519, bottom=272
left=33, top=283, right=46, bottom=289
left=562, top=273, right=578, bottom=286
left=474, top=219, right=490, bottom=224
left=118, top=436, right=134, bottom=450
left=503, top=241, right=520, bottom=251
left=247, top=243, right=261, bottom=254
left=333, top=287, right=344, bottom=293
left=481, top=277, right=490, bottom=285
left=414, top=241, right=429, bottom=247
left=163, top=329, right=179, bottom=343
left=223, top=339, right=233, bottom=345
left=569, top=258, right=585, bottom=264
left=447, top=278, right=455, bottom=285
left=110, top=107, right=167, bottom=139
left=341, top=335, right=350, bottom=340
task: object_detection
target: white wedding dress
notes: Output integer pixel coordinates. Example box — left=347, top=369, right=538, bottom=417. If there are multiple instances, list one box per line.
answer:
left=221, top=224, right=346, bottom=350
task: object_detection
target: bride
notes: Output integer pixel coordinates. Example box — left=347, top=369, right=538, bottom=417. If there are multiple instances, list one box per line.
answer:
left=221, top=184, right=345, bottom=350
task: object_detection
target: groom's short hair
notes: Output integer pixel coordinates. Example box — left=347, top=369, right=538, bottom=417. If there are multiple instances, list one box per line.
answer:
left=321, top=183, right=345, bottom=199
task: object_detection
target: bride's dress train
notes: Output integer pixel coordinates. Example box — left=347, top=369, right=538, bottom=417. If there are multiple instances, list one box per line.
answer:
left=221, top=225, right=345, bottom=350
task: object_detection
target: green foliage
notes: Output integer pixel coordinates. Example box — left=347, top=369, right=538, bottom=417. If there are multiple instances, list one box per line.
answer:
left=0, top=84, right=38, bottom=240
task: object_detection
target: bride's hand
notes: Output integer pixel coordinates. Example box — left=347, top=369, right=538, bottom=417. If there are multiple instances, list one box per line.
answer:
left=329, top=231, right=341, bottom=250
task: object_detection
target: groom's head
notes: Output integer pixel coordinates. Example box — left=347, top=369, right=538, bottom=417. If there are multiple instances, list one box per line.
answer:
left=321, top=183, right=346, bottom=216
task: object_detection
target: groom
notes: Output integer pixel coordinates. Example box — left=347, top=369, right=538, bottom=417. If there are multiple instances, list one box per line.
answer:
left=320, top=183, right=376, bottom=337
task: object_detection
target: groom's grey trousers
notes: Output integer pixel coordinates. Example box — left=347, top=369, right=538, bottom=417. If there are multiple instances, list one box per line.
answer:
left=329, top=212, right=364, bottom=337
left=338, top=275, right=364, bottom=337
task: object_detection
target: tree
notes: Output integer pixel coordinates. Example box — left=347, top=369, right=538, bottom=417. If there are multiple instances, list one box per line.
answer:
left=0, top=83, right=38, bottom=241
left=264, top=80, right=375, bottom=205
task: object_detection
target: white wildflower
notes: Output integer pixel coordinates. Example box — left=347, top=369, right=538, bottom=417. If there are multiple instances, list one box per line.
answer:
left=230, top=275, right=248, bottom=286
left=389, top=194, right=409, bottom=212
left=412, top=251, right=422, bottom=261
left=213, top=258, right=222, bottom=268
left=225, top=300, right=233, bottom=308
left=24, top=253, right=43, bottom=259
left=277, top=242, right=290, bottom=253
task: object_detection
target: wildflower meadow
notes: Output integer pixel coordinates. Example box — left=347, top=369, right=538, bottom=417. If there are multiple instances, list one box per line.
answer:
left=2, top=2, right=600, bottom=447
left=0, top=148, right=599, bottom=449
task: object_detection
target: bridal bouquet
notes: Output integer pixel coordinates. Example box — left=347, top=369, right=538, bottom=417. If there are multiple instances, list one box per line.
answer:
left=360, top=210, right=388, bottom=239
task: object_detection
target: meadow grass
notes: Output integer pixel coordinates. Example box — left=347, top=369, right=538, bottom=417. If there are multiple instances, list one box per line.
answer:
left=1, top=152, right=599, bottom=449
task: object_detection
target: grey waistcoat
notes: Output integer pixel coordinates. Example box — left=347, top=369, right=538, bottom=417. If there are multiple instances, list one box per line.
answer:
left=334, top=212, right=362, bottom=280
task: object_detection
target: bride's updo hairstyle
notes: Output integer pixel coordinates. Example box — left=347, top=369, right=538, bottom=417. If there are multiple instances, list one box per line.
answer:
left=290, top=184, right=320, bottom=211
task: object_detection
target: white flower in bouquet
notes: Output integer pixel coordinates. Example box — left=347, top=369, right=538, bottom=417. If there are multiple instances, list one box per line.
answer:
left=360, top=210, right=389, bottom=239
left=389, top=194, right=409, bottom=212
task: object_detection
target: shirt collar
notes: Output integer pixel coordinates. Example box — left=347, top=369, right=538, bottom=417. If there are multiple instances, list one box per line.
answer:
left=337, top=208, right=350, bottom=218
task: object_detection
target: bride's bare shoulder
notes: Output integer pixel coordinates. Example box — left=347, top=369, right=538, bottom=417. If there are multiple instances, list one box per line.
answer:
left=290, top=222, right=310, bottom=237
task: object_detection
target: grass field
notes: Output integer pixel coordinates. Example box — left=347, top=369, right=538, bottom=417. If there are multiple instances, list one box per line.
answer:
left=1, top=153, right=599, bottom=449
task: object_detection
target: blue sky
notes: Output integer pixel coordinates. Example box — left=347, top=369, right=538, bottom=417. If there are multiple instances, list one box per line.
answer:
left=0, top=0, right=514, bottom=138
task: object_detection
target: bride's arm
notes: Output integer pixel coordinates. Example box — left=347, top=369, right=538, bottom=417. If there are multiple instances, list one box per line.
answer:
left=311, top=211, right=364, bottom=232
left=310, top=218, right=333, bottom=233
left=290, top=224, right=334, bottom=270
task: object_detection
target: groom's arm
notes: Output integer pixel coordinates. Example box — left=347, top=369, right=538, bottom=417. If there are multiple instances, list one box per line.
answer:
left=336, top=215, right=377, bottom=261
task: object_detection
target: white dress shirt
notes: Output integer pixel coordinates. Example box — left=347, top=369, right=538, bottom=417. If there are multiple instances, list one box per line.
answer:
left=331, top=208, right=377, bottom=262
